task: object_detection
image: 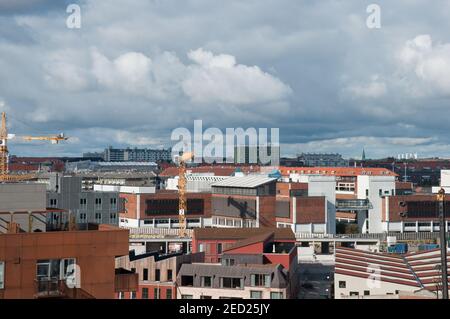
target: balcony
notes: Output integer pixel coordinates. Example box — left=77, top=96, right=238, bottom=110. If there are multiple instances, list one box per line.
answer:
left=34, top=279, right=94, bottom=299
left=115, top=268, right=139, bottom=293
left=336, top=199, right=373, bottom=211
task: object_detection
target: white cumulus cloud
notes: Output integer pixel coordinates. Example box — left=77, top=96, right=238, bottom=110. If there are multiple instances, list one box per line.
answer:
left=182, top=48, right=292, bottom=104
left=399, top=34, right=450, bottom=95
left=344, top=75, right=387, bottom=99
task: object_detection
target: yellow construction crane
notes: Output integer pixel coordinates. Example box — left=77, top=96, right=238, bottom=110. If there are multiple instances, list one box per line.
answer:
left=22, top=133, right=68, bottom=144
left=178, top=151, right=193, bottom=237
left=0, top=112, right=69, bottom=182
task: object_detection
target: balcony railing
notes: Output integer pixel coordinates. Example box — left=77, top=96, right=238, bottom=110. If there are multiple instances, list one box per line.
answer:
left=336, top=199, right=373, bottom=211
left=35, top=279, right=65, bottom=298
left=34, top=279, right=95, bottom=299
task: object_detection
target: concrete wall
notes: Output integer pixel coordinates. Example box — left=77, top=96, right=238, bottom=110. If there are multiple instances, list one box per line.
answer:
left=334, top=273, right=417, bottom=299
left=177, top=286, right=286, bottom=299
left=47, top=176, right=121, bottom=225
left=0, top=184, right=46, bottom=212
left=357, top=176, right=395, bottom=233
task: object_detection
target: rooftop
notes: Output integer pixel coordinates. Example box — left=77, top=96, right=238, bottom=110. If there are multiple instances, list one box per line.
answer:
left=211, top=176, right=276, bottom=188
left=280, top=166, right=398, bottom=177
left=335, top=247, right=450, bottom=291
left=194, top=227, right=295, bottom=241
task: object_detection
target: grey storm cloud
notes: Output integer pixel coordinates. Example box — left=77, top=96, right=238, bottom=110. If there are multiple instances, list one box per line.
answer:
left=0, top=0, right=450, bottom=158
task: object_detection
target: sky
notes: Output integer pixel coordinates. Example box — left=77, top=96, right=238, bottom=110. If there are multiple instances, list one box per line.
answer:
left=0, top=0, right=450, bottom=159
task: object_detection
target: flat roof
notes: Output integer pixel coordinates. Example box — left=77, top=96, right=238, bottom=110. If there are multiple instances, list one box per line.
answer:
left=194, top=227, right=295, bottom=241
left=96, top=162, right=157, bottom=166
left=211, top=176, right=276, bottom=188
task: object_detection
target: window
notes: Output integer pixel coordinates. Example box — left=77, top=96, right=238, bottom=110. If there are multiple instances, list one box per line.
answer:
left=365, top=189, right=369, bottom=197
left=198, top=243, right=204, bottom=252
left=222, top=258, right=235, bottom=267
left=155, top=269, right=160, bottom=281
left=379, top=189, right=382, bottom=196
left=221, top=277, right=242, bottom=289
left=95, top=198, right=102, bottom=209
left=270, top=292, right=283, bottom=299
left=0, top=261, right=4, bottom=289
left=118, top=292, right=124, bottom=299
left=349, top=292, right=359, bottom=296
left=143, top=268, right=148, bottom=281
left=217, top=243, right=223, bottom=254
left=200, top=295, right=212, bottom=299
left=95, top=213, right=102, bottom=220
left=80, top=198, right=87, bottom=209
left=142, top=288, right=149, bottom=299
left=250, top=291, right=262, bottom=299
left=339, top=281, right=346, bottom=288
left=110, top=197, right=117, bottom=208
left=251, top=274, right=271, bottom=288
left=181, top=276, right=194, bottom=286
left=50, top=199, right=58, bottom=208
left=130, top=291, right=136, bottom=299
left=181, top=295, right=193, bottom=299
left=167, top=269, right=173, bottom=281
left=201, top=276, right=212, bottom=288
left=364, top=290, right=370, bottom=296
left=154, top=288, right=160, bottom=299
left=166, top=289, right=172, bottom=299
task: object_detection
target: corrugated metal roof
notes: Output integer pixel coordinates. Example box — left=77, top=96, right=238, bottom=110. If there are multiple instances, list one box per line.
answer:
left=211, top=176, right=276, bottom=188
left=97, top=162, right=157, bottom=166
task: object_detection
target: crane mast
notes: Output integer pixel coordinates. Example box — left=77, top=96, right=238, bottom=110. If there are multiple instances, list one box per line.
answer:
left=0, top=111, right=68, bottom=182
left=0, top=112, right=8, bottom=177
left=178, top=151, right=193, bottom=237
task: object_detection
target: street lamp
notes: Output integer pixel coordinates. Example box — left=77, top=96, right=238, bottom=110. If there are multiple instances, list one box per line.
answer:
left=437, top=188, right=448, bottom=299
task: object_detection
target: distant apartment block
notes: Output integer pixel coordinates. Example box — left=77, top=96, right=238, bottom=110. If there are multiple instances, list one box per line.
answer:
left=66, top=160, right=158, bottom=173
left=46, top=174, right=122, bottom=226
left=297, top=153, right=348, bottom=167
left=234, top=145, right=280, bottom=165
left=104, top=146, right=172, bottom=162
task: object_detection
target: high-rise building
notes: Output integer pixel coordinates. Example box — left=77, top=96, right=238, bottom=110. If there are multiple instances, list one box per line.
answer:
left=233, top=145, right=280, bottom=166
left=104, top=146, right=172, bottom=162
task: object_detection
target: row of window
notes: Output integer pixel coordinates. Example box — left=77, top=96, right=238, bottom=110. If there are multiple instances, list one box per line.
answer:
left=49, top=197, right=118, bottom=209
left=181, top=292, right=283, bottom=299
left=338, top=281, right=399, bottom=297
left=51, top=213, right=117, bottom=222
left=118, top=288, right=173, bottom=299
left=140, top=268, right=173, bottom=282
left=181, top=274, right=271, bottom=289
left=211, top=217, right=256, bottom=228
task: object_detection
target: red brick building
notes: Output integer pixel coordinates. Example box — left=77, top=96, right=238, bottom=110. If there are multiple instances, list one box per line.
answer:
left=178, top=227, right=299, bottom=299
left=192, top=227, right=296, bottom=263
left=0, top=224, right=134, bottom=299
left=115, top=250, right=204, bottom=299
